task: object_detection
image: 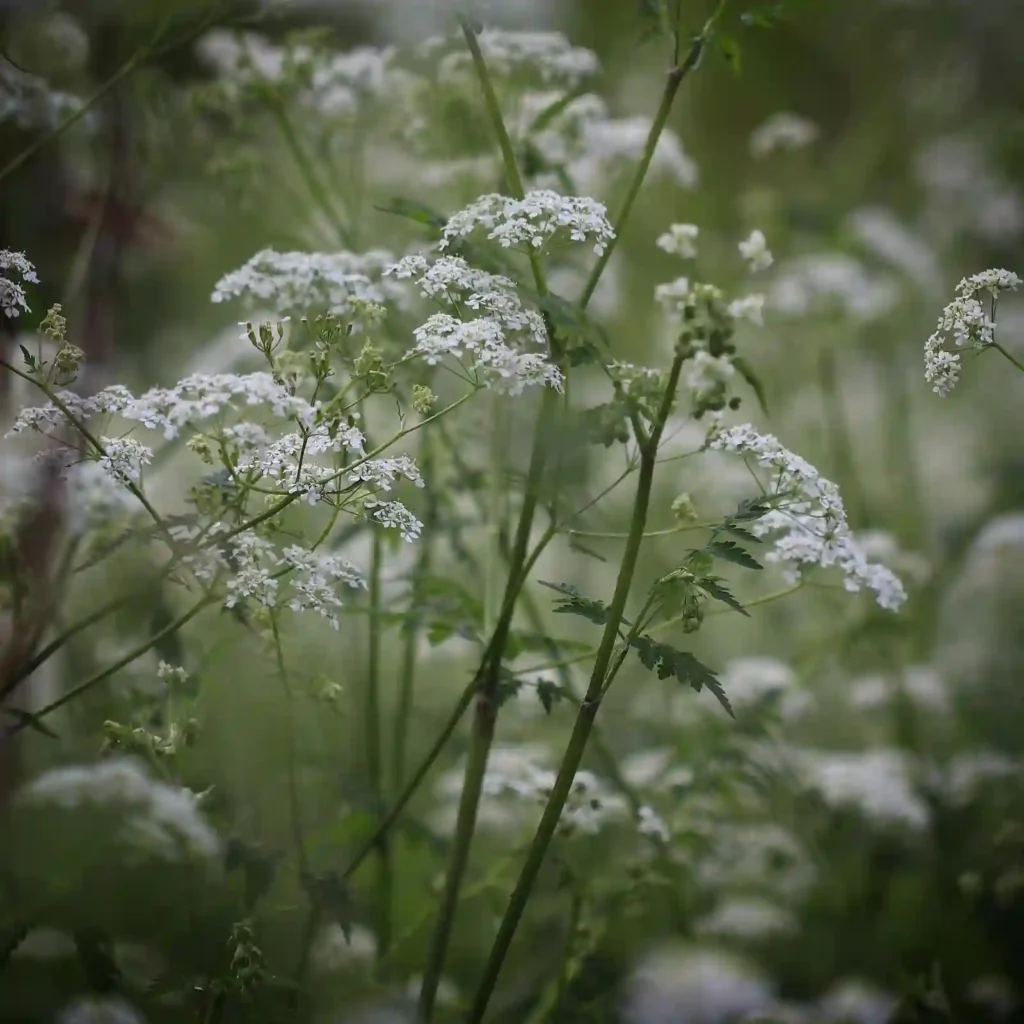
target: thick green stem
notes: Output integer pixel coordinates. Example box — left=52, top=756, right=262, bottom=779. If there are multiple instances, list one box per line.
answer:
left=418, top=26, right=563, bottom=1020
left=578, top=36, right=706, bottom=311
left=466, top=354, right=685, bottom=1024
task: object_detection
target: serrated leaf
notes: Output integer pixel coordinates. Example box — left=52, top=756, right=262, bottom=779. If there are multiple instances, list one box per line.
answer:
left=536, top=679, right=563, bottom=714
left=535, top=292, right=611, bottom=361
left=374, top=197, right=447, bottom=231
left=698, top=576, right=750, bottom=616
left=495, top=671, right=523, bottom=709
left=731, top=496, right=775, bottom=522
left=707, top=540, right=763, bottom=571
left=538, top=580, right=609, bottom=626
left=721, top=523, right=760, bottom=544
left=629, top=635, right=733, bottom=717
left=732, top=355, right=769, bottom=416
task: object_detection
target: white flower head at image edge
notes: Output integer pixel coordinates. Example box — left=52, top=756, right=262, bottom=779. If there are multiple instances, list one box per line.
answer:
left=924, top=268, right=1021, bottom=396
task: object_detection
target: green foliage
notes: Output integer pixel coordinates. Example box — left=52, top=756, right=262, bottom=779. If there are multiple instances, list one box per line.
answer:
left=629, top=635, right=734, bottom=717
left=706, top=538, right=764, bottom=570
left=539, top=580, right=611, bottom=626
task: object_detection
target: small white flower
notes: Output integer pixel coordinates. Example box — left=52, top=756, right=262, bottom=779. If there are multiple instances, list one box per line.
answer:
left=749, top=112, right=819, bottom=158
left=656, top=223, right=699, bottom=259
left=739, top=230, right=773, bottom=272
left=727, top=293, right=766, bottom=326
left=364, top=499, right=423, bottom=541
left=97, top=437, right=153, bottom=485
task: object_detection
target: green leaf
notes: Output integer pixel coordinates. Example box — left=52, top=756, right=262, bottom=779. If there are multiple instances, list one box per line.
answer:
left=698, top=576, right=750, bottom=616
left=3, top=707, right=59, bottom=738
left=374, top=197, right=447, bottom=231
left=538, top=580, right=609, bottom=626
left=629, top=636, right=733, bottom=717
left=721, top=523, right=760, bottom=544
left=536, top=679, right=564, bottom=714
left=535, top=292, right=611, bottom=365
left=707, top=540, right=763, bottom=571
left=730, top=496, right=775, bottom=523
left=495, top=670, right=523, bottom=709
left=732, top=355, right=770, bottom=416
left=304, top=872, right=354, bottom=940
left=716, top=33, right=742, bottom=74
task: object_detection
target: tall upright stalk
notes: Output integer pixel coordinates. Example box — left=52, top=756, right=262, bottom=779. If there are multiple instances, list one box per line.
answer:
left=466, top=352, right=686, bottom=1024
left=417, top=14, right=715, bottom=1017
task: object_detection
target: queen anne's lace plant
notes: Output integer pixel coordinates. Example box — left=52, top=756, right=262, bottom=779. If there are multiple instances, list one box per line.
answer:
left=706, top=424, right=907, bottom=610
left=749, top=111, right=819, bottom=158
left=1, top=250, right=39, bottom=318
left=923, top=267, right=1021, bottom=395
left=439, top=190, right=615, bottom=257
left=211, top=249, right=406, bottom=317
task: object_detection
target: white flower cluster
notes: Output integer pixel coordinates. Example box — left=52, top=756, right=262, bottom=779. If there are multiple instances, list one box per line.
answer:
left=749, top=111, right=819, bottom=158
left=509, top=88, right=697, bottom=193
left=0, top=250, right=39, bottom=318
left=97, top=437, right=153, bottom=485
left=211, top=248, right=404, bottom=317
left=435, top=744, right=629, bottom=836
left=17, top=758, right=220, bottom=862
left=174, top=523, right=365, bottom=627
left=696, top=896, right=795, bottom=939
left=197, top=31, right=407, bottom=118
left=656, top=223, right=699, bottom=259
left=738, top=229, right=773, bottom=272
left=8, top=372, right=317, bottom=442
left=769, top=253, right=899, bottom=322
left=796, top=748, right=929, bottom=830
left=235, top=424, right=365, bottom=501
left=421, top=29, right=600, bottom=88
left=924, top=267, right=1021, bottom=396
left=439, top=190, right=615, bottom=257
left=387, top=252, right=563, bottom=395
left=707, top=424, right=907, bottom=610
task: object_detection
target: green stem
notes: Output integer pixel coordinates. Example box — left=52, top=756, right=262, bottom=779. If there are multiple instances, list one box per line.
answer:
left=269, top=100, right=352, bottom=247
left=272, top=619, right=309, bottom=880
left=0, top=25, right=163, bottom=186
left=418, top=389, right=558, bottom=1022
left=392, top=434, right=437, bottom=789
left=8, top=588, right=216, bottom=733
left=466, top=353, right=685, bottom=1024
left=418, top=27, right=563, bottom=1020
left=992, top=340, right=1024, bottom=375
left=578, top=31, right=708, bottom=312
left=341, top=680, right=476, bottom=881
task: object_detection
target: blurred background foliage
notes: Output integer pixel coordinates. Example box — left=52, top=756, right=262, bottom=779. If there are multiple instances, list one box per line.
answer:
left=1, top=0, right=1024, bottom=1022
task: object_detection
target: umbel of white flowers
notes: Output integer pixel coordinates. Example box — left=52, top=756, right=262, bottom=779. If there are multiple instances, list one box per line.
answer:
left=924, top=268, right=1021, bottom=395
